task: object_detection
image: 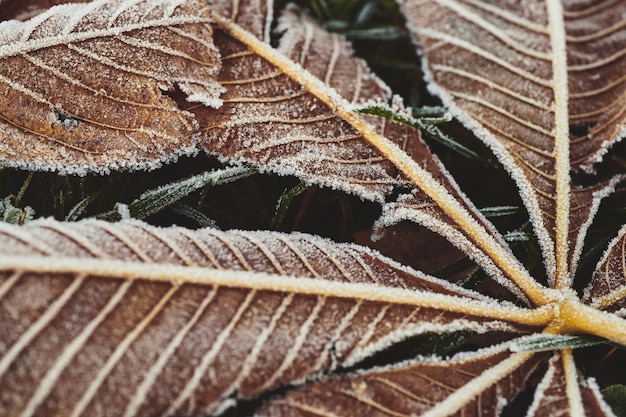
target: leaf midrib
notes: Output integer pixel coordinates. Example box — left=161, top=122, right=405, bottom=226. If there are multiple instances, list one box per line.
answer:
left=0, top=14, right=211, bottom=58
left=546, top=0, right=571, bottom=289
left=0, top=255, right=553, bottom=326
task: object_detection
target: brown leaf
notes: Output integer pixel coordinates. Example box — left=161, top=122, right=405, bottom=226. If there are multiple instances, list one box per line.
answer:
left=206, top=0, right=273, bottom=41
left=526, top=351, right=616, bottom=416
left=376, top=191, right=530, bottom=301
left=567, top=180, right=622, bottom=279
left=258, top=341, right=547, bottom=417
left=0, top=219, right=542, bottom=417
left=566, top=1, right=626, bottom=170
left=0, top=0, right=223, bottom=173
left=584, top=223, right=626, bottom=315
left=190, top=8, right=405, bottom=203
left=401, top=0, right=626, bottom=287
left=189, top=7, right=542, bottom=302
left=274, top=7, right=391, bottom=105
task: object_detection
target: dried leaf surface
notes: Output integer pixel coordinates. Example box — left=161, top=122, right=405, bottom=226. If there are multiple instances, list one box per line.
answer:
left=565, top=0, right=626, bottom=169
left=259, top=342, right=547, bottom=417
left=0, top=0, right=223, bottom=174
left=526, top=352, right=616, bottom=417
left=2, top=1, right=626, bottom=416
left=206, top=0, right=272, bottom=41
left=376, top=190, right=529, bottom=300
left=401, top=0, right=626, bottom=284
left=584, top=224, right=626, bottom=315
left=0, top=219, right=541, bottom=417
left=192, top=9, right=405, bottom=202
left=191, top=8, right=537, bottom=301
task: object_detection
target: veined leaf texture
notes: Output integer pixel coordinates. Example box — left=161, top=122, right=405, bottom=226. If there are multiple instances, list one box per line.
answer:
left=401, top=0, right=626, bottom=285
left=0, top=0, right=225, bottom=173
left=0, top=0, right=626, bottom=416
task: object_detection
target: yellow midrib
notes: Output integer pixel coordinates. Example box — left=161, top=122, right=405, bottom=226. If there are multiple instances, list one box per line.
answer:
left=0, top=255, right=553, bottom=326
left=546, top=0, right=571, bottom=289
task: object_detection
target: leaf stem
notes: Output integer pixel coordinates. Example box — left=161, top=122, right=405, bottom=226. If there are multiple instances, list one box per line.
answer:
left=547, top=0, right=571, bottom=289
left=0, top=255, right=554, bottom=327
left=560, top=297, right=626, bottom=347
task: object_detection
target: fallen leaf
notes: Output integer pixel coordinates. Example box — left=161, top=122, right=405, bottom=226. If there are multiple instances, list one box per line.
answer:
left=1, top=0, right=626, bottom=416
left=401, top=0, right=626, bottom=284
left=0, top=219, right=537, bottom=417
left=0, top=0, right=223, bottom=173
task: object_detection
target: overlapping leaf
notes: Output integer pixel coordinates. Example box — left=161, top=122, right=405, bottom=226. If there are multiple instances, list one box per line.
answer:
left=401, top=0, right=626, bottom=285
left=258, top=342, right=547, bottom=417
left=584, top=223, right=626, bottom=315
left=2, top=0, right=626, bottom=416
left=0, top=219, right=541, bottom=417
left=0, top=0, right=223, bottom=173
left=526, top=352, right=614, bottom=416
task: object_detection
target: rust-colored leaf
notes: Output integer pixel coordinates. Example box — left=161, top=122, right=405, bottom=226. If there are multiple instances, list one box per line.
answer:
left=0, top=0, right=223, bottom=173
left=0, top=219, right=542, bottom=417
left=584, top=224, right=626, bottom=315
left=191, top=8, right=405, bottom=202
left=401, top=0, right=626, bottom=286
left=259, top=341, right=547, bottom=417
left=526, top=351, right=616, bottom=416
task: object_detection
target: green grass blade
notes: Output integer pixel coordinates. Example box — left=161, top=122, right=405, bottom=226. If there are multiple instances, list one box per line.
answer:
left=342, top=26, right=407, bottom=40
left=356, top=104, right=485, bottom=162
left=15, top=172, right=33, bottom=206
left=99, top=166, right=256, bottom=221
left=65, top=191, right=102, bottom=221
left=171, top=203, right=218, bottom=228
left=511, top=334, right=605, bottom=352
left=271, top=182, right=309, bottom=230
left=480, top=206, right=523, bottom=218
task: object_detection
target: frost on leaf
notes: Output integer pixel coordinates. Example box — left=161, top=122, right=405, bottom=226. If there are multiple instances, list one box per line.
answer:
left=584, top=224, right=626, bottom=315
left=206, top=0, right=273, bottom=41
left=258, top=341, right=547, bottom=417
left=400, top=0, right=626, bottom=284
left=191, top=7, right=407, bottom=202
left=0, top=219, right=539, bottom=417
left=526, top=352, right=616, bottom=417
left=189, top=7, right=535, bottom=301
left=0, top=0, right=223, bottom=174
